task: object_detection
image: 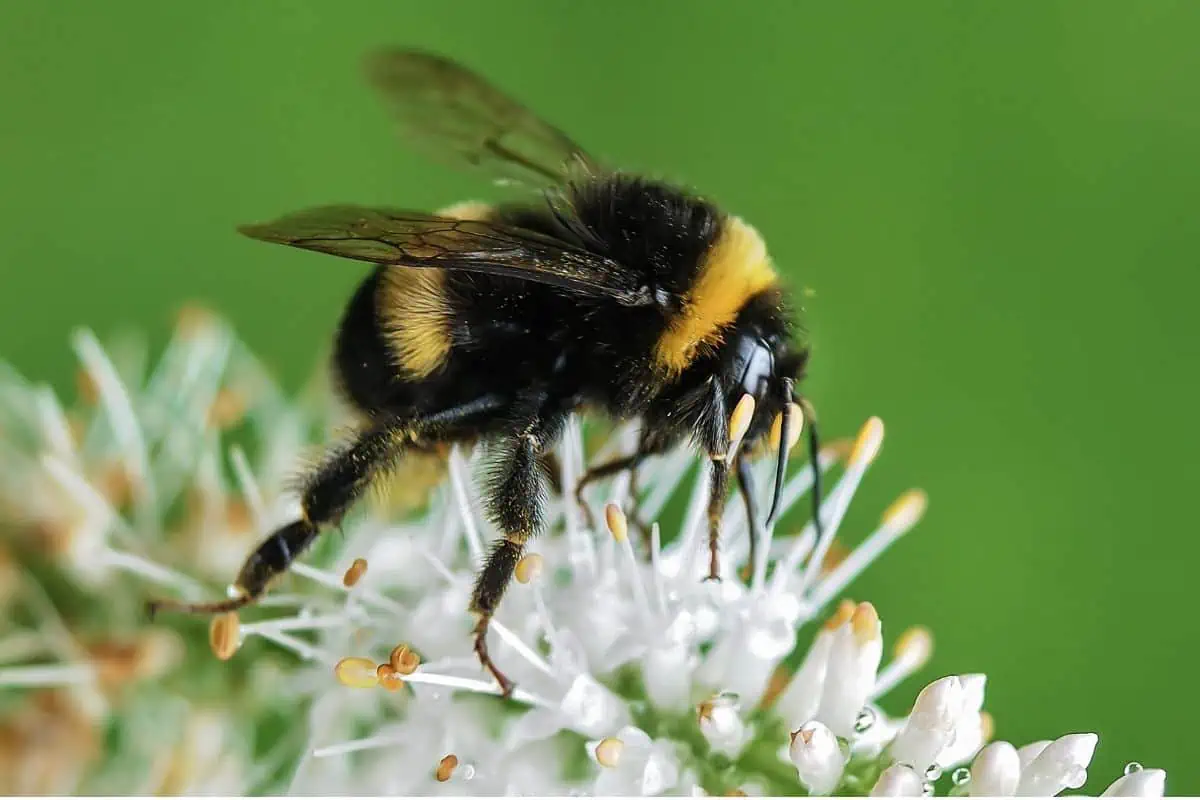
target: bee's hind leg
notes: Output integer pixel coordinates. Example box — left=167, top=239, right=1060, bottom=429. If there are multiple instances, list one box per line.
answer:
left=148, top=396, right=507, bottom=622
left=147, top=421, right=410, bottom=619
left=537, top=451, right=564, bottom=495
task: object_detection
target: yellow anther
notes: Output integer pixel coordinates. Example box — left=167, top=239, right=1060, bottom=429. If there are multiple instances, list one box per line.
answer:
left=435, top=754, right=459, bottom=782
left=605, top=503, right=628, bottom=542
left=849, top=416, right=885, bottom=466
left=515, top=553, right=544, bottom=584
left=980, top=710, right=996, bottom=742
left=341, top=557, right=369, bottom=588
left=823, top=598, right=857, bottom=630
left=894, top=625, right=934, bottom=667
left=727, top=393, right=757, bottom=459
left=768, top=402, right=805, bottom=452
left=881, top=489, right=928, bottom=529
left=850, top=601, right=880, bottom=645
left=389, top=644, right=421, bottom=676
left=207, top=387, right=247, bottom=430
left=376, top=663, right=404, bottom=692
left=595, top=737, right=624, bottom=767
left=334, top=656, right=379, bottom=689
left=208, top=612, right=240, bottom=661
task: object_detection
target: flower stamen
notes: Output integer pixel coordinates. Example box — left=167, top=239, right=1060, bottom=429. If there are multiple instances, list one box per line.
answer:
left=595, top=737, right=624, bottom=768
left=376, top=663, right=403, bottom=692
left=797, top=417, right=885, bottom=596
left=515, top=553, right=543, bottom=584
left=725, top=393, right=756, bottom=466
left=341, top=558, right=368, bottom=588
left=333, top=656, right=379, bottom=689
left=809, top=488, right=927, bottom=611
left=436, top=754, right=459, bottom=782
left=872, top=625, right=934, bottom=699
left=447, top=446, right=485, bottom=566
left=488, top=618, right=555, bottom=677
left=769, top=402, right=804, bottom=453
left=208, top=612, right=240, bottom=661
left=389, top=644, right=421, bottom=675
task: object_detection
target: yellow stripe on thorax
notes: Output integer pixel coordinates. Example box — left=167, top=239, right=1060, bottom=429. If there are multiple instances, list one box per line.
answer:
left=653, top=216, right=777, bottom=375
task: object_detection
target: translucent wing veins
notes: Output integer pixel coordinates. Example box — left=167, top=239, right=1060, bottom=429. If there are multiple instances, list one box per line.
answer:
left=365, top=48, right=598, bottom=189
left=239, top=205, right=654, bottom=306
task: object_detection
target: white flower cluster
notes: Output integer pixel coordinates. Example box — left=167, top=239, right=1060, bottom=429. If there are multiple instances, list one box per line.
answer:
left=0, top=313, right=1169, bottom=796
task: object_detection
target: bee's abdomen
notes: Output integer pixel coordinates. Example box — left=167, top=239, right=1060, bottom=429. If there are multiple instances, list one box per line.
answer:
left=332, top=267, right=402, bottom=415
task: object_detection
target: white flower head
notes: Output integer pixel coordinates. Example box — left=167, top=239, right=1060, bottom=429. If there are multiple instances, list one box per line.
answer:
left=790, top=719, right=845, bottom=794
left=0, top=315, right=1171, bottom=796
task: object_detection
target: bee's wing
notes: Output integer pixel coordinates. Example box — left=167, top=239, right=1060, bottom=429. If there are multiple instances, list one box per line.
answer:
left=239, top=205, right=655, bottom=307
left=365, top=48, right=599, bottom=189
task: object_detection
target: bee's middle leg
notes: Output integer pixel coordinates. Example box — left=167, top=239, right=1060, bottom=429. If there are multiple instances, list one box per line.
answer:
left=469, top=411, right=564, bottom=696
left=573, top=451, right=644, bottom=530
left=574, top=431, right=671, bottom=547
left=735, top=454, right=762, bottom=582
left=706, top=456, right=732, bottom=581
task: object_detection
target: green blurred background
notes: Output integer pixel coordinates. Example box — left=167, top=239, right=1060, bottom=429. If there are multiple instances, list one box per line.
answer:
left=2, top=0, right=1197, bottom=792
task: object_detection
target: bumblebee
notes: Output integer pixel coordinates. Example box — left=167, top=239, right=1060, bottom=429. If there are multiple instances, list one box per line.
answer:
left=149, top=49, right=824, bottom=695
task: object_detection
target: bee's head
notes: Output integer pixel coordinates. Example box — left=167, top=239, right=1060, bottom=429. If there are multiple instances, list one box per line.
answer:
left=718, top=310, right=818, bottom=526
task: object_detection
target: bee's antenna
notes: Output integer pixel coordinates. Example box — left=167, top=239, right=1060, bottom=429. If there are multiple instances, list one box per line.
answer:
left=805, top=414, right=824, bottom=545
left=145, top=595, right=253, bottom=621
left=769, top=386, right=824, bottom=551
left=765, top=378, right=794, bottom=525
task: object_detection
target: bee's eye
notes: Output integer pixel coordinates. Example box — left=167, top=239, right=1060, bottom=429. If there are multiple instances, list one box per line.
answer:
left=733, top=334, right=775, bottom=400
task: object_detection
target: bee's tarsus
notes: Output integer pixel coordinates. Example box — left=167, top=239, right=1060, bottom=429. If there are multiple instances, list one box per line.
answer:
left=735, top=454, right=761, bottom=577
left=472, top=616, right=515, bottom=698
left=144, top=594, right=255, bottom=618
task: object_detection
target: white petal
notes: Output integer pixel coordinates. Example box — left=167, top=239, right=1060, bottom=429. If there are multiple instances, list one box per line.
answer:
left=959, top=673, right=987, bottom=713
left=937, top=714, right=985, bottom=769
left=591, top=726, right=680, bottom=797
left=889, top=675, right=966, bottom=772
left=642, top=640, right=694, bottom=711
left=1101, top=768, right=1167, bottom=797
left=555, top=582, right=629, bottom=668
left=602, top=631, right=650, bottom=673
left=775, top=628, right=834, bottom=728
left=871, top=763, right=925, bottom=796
left=788, top=720, right=845, bottom=795
left=559, top=673, right=630, bottom=738
left=699, top=698, right=748, bottom=758
left=931, top=674, right=986, bottom=768
left=848, top=705, right=904, bottom=760
left=692, top=586, right=797, bottom=706
left=1016, top=733, right=1098, bottom=796
left=1017, top=740, right=1051, bottom=771
left=507, top=708, right=566, bottom=746
left=814, top=603, right=883, bottom=738
left=969, top=741, right=1021, bottom=797
left=642, top=739, right=683, bottom=795
left=503, top=737, right=581, bottom=796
